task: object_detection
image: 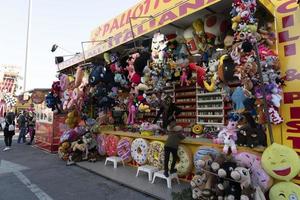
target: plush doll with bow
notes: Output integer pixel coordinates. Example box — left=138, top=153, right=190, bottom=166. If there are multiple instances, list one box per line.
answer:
left=214, top=113, right=240, bottom=154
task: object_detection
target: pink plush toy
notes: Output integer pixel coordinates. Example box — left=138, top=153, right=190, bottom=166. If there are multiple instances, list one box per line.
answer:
left=180, top=67, right=189, bottom=86
left=126, top=53, right=140, bottom=80
left=214, top=113, right=239, bottom=154
left=140, top=122, right=161, bottom=131
left=127, top=97, right=137, bottom=125
left=59, top=74, right=69, bottom=91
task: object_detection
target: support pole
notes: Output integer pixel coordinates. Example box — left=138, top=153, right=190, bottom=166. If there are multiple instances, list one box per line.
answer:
left=254, top=44, right=274, bottom=144
left=23, top=0, right=32, bottom=92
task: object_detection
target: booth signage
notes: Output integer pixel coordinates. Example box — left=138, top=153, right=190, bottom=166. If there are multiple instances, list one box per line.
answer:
left=58, top=0, right=221, bottom=70
left=273, top=0, right=300, bottom=183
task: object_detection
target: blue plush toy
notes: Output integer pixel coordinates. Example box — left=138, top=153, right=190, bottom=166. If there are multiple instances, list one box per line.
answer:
left=231, top=86, right=246, bottom=113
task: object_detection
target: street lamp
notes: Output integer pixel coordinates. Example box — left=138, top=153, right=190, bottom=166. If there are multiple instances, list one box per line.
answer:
left=129, top=15, right=154, bottom=48
left=51, top=44, right=75, bottom=54
left=81, top=38, right=112, bottom=63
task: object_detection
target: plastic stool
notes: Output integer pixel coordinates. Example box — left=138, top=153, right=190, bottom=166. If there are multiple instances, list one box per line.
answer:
left=104, top=156, right=124, bottom=168
left=136, top=165, right=159, bottom=181
left=151, top=170, right=180, bottom=189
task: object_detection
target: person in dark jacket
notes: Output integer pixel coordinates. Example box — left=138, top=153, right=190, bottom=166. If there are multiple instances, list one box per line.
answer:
left=153, top=95, right=182, bottom=131
left=164, top=125, right=185, bottom=177
left=17, top=111, right=27, bottom=143
left=3, top=112, right=15, bottom=151
left=26, top=111, right=36, bottom=145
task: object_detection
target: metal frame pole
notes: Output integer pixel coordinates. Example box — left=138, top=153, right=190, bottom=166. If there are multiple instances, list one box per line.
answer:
left=254, top=44, right=274, bottom=144
left=81, top=42, right=86, bottom=64
left=23, top=0, right=32, bottom=92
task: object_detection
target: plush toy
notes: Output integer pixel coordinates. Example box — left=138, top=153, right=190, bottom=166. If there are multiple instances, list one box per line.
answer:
left=65, top=110, right=80, bottom=129
left=89, top=64, right=107, bottom=87
left=151, top=32, right=168, bottom=64
left=183, top=26, right=198, bottom=54
left=192, top=18, right=207, bottom=52
left=138, top=103, right=150, bottom=113
left=214, top=113, right=240, bottom=154
left=45, top=92, right=61, bottom=113
left=103, top=52, right=111, bottom=64
left=66, top=139, right=87, bottom=165
left=269, top=182, right=300, bottom=200
left=58, top=142, right=71, bottom=160
left=74, top=66, right=84, bottom=88
left=237, top=112, right=266, bottom=148
left=203, top=73, right=217, bottom=92
left=190, top=174, right=208, bottom=199
left=204, top=14, right=227, bottom=46
left=231, top=86, right=247, bottom=113
left=234, top=152, right=274, bottom=192
left=189, top=63, right=206, bottom=87
left=59, top=73, right=69, bottom=91
left=217, top=161, right=241, bottom=199
left=268, top=106, right=283, bottom=125
left=180, top=67, right=189, bottom=86
left=231, top=167, right=255, bottom=200
left=127, top=97, right=137, bottom=125
left=262, top=143, right=300, bottom=181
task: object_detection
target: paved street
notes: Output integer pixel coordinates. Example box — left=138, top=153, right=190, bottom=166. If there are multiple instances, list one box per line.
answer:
left=0, top=135, right=155, bottom=200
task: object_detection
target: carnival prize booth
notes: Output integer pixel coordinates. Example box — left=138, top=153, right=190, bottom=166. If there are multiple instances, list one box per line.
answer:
left=46, top=0, right=300, bottom=199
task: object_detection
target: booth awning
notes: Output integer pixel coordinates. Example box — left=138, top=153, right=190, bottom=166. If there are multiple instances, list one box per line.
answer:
left=58, top=0, right=222, bottom=71
left=58, top=0, right=275, bottom=71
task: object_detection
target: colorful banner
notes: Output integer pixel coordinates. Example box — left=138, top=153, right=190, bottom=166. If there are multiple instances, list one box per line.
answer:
left=272, top=0, right=300, bottom=184
left=58, top=0, right=221, bottom=70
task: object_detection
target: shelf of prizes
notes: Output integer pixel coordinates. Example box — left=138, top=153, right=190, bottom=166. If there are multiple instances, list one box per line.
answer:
left=48, top=0, right=300, bottom=199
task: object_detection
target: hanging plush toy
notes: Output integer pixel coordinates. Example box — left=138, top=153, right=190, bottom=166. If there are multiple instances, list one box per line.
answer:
left=204, top=14, right=228, bottom=46
left=231, top=167, right=255, bottom=199
left=183, top=26, right=198, bottom=54
left=268, top=106, right=283, bottom=125
left=151, top=32, right=168, bottom=64
left=189, top=63, right=206, bottom=87
left=89, top=64, right=106, bottom=87
left=192, top=18, right=207, bottom=52
left=180, top=67, right=189, bottom=86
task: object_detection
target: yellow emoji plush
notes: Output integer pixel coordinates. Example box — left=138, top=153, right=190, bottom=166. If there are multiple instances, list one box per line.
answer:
left=269, top=182, right=300, bottom=200
left=262, top=143, right=300, bottom=181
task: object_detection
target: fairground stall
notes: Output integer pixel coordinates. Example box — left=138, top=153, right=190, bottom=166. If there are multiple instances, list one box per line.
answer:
left=46, top=0, right=300, bottom=199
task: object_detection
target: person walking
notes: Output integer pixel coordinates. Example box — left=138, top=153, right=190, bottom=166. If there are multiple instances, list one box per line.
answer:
left=3, top=112, right=16, bottom=151
left=26, top=111, right=36, bottom=145
left=17, top=111, right=27, bottom=143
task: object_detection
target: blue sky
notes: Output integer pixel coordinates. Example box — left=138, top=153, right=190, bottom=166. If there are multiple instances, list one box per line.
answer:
left=0, top=0, right=139, bottom=91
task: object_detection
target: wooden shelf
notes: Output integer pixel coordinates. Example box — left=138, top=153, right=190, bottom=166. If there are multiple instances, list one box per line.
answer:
left=176, top=94, right=196, bottom=99
left=176, top=101, right=196, bottom=105
left=197, top=99, right=223, bottom=103
left=180, top=107, right=197, bottom=111
left=175, top=86, right=196, bottom=92
left=197, top=91, right=223, bottom=96
left=177, top=115, right=196, bottom=118
left=197, top=115, right=223, bottom=118
left=197, top=107, right=223, bottom=110
left=199, top=122, right=224, bottom=125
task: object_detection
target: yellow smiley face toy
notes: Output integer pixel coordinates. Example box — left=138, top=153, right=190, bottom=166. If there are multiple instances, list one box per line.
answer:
left=261, top=143, right=300, bottom=181
left=269, top=182, right=300, bottom=200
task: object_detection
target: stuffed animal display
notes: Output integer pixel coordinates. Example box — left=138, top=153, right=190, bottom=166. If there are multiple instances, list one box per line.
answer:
left=50, top=1, right=287, bottom=198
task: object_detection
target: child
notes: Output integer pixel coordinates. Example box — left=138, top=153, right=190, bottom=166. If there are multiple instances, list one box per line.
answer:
left=164, top=125, right=185, bottom=177
left=153, top=95, right=182, bottom=132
